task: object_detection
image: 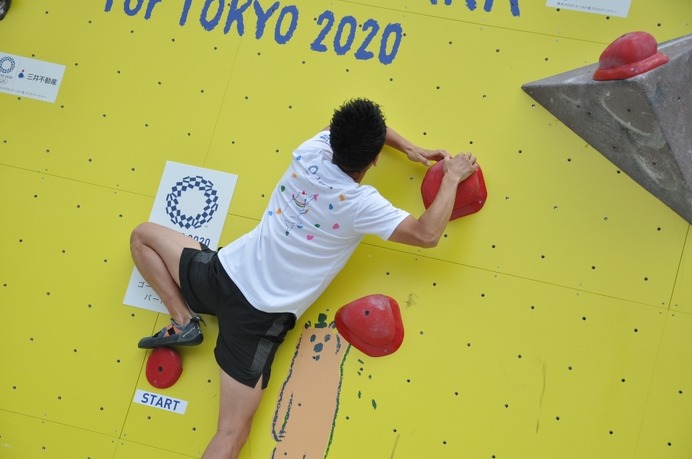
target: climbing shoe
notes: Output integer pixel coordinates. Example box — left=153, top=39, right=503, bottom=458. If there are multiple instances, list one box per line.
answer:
left=0, top=0, right=11, bottom=21
left=138, top=316, right=205, bottom=349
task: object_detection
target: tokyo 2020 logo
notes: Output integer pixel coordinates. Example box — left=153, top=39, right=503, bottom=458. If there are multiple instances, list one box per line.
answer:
left=165, top=176, right=219, bottom=229
left=0, top=56, right=16, bottom=74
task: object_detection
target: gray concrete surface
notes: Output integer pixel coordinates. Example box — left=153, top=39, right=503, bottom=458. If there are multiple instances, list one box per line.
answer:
left=523, top=34, right=692, bottom=223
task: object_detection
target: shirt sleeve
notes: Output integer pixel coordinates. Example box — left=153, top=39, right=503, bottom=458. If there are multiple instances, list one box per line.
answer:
left=353, top=186, right=410, bottom=240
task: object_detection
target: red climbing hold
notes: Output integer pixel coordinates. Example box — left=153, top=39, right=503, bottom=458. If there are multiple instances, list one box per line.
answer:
left=335, top=294, right=404, bottom=357
left=421, top=161, right=487, bottom=221
left=146, top=347, right=183, bottom=389
left=593, top=31, right=669, bottom=81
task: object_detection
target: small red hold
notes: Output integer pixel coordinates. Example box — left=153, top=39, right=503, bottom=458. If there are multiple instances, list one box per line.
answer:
left=146, top=347, right=183, bottom=389
left=335, top=294, right=404, bottom=357
left=593, top=31, right=669, bottom=81
left=421, top=161, right=487, bottom=220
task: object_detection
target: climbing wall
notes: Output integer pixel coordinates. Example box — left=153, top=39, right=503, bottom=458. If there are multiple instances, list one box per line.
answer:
left=1, top=1, right=691, bottom=458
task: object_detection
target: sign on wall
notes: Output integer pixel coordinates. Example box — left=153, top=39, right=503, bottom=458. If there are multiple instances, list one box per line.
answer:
left=0, top=52, right=66, bottom=103
left=133, top=389, right=188, bottom=414
left=545, top=0, right=631, bottom=18
left=124, top=161, right=238, bottom=313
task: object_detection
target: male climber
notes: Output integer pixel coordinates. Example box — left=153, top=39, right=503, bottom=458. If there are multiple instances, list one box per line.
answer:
left=129, top=98, right=478, bottom=458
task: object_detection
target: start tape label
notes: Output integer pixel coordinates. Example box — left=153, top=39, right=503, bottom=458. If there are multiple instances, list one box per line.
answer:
left=134, top=389, right=188, bottom=415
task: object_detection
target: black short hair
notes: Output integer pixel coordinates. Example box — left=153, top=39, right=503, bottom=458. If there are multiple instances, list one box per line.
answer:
left=329, top=98, right=387, bottom=174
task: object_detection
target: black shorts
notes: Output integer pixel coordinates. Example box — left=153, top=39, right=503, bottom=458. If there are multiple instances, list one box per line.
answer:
left=179, top=245, right=296, bottom=389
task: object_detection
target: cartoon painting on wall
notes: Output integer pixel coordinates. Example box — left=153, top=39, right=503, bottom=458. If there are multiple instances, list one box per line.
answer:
left=272, top=314, right=348, bottom=458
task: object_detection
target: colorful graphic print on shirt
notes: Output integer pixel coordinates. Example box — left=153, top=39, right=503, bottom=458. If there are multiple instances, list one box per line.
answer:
left=267, top=156, right=344, bottom=240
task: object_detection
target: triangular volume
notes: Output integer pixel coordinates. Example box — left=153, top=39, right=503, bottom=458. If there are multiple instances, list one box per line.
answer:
left=522, top=34, right=692, bottom=223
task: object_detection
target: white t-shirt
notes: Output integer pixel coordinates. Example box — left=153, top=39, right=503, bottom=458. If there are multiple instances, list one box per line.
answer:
left=218, top=131, right=410, bottom=318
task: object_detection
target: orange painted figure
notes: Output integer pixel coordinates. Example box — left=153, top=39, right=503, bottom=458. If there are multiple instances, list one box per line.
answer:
left=272, top=314, right=348, bottom=458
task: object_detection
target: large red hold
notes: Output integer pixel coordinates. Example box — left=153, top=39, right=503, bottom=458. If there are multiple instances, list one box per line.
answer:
left=335, top=294, right=404, bottom=357
left=421, top=161, right=487, bottom=221
left=593, top=31, right=669, bottom=81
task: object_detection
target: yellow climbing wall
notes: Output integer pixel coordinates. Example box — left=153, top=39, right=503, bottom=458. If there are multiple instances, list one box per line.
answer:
left=1, top=0, right=691, bottom=458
